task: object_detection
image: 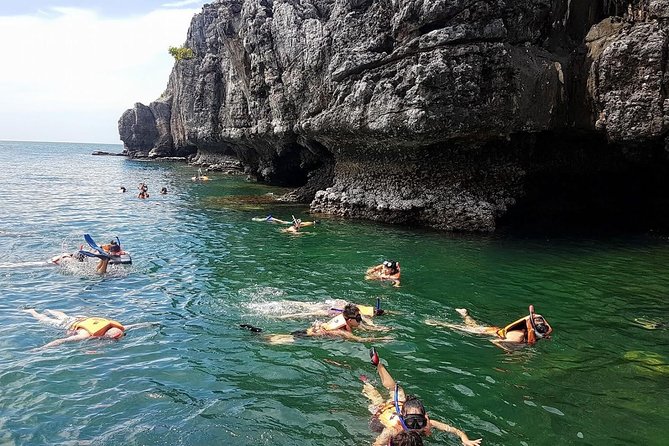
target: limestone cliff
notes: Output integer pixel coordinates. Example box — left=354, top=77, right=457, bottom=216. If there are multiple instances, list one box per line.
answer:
left=119, top=0, right=669, bottom=231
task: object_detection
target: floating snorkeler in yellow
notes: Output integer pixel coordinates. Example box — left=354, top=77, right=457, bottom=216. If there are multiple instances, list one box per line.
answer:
left=362, top=348, right=482, bottom=446
left=241, top=304, right=392, bottom=344
left=425, top=305, right=553, bottom=350
left=23, top=308, right=154, bottom=349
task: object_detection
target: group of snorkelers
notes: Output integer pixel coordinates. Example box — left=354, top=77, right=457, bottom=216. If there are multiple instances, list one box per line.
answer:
left=118, top=183, right=168, bottom=198
left=236, top=256, right=553, bottom=445
left=32, top=213, right=555, bottom=445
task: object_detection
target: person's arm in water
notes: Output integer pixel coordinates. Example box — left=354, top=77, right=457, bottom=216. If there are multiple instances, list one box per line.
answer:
left=321, top=329, right=392, bottom=343
left=430, top=419, right=482, bottom=446
left=38, top=331, right=90, bottom=349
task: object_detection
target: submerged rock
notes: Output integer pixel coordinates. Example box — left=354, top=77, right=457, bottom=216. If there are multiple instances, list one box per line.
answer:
left=119, top=0, right=669, bottom=232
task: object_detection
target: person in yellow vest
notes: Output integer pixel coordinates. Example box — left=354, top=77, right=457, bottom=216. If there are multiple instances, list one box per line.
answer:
left=259, top=304, right=392, bottom=344
left=23, top=308, right=150, bottom=349
left=425, top=305, right=553, bottom=350
left=362, top=348, right=482, bottom=446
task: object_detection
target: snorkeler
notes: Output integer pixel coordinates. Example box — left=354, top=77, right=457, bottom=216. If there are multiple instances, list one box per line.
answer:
left=363, top=348, right=482, bottom=446
left=269, top=298, right=385, bottom=319
left=366, top=260, right=401, bottom=287
left=253, top=214, right=320, bottom=233
left=244, top=304, right=392, bottom=344
left=23, top=308, right=154, bottom=349
left=425, top=305, right=553, bottom=350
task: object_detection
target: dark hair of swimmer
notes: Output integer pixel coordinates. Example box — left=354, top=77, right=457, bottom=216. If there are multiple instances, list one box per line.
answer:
left=343, top=303, right=361, bottom=321
left=390, top=431, right=424, bottom=446
left=383, top=260, right=399, bottom=272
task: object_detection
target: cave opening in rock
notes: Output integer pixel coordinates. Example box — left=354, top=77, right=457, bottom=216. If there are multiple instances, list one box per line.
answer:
left=498, top=131, right=669, bottom=234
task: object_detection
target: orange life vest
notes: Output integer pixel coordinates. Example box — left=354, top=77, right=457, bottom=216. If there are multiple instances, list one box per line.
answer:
left=70, top=317, right=125, bottom=337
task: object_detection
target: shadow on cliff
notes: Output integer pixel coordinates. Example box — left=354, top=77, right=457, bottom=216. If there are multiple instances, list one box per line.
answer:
left=497, top=131, right=669, bottom=235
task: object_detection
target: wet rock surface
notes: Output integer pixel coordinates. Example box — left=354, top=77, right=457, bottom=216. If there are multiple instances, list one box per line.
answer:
left=119, top=0, right=669, bottom=232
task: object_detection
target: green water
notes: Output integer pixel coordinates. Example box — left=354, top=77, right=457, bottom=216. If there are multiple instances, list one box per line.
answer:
left=1, top=142, right=668, bottom=445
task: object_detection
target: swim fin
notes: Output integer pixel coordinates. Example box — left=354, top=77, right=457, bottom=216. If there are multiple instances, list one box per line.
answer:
left=83, top=234, right=107, bottom=256
left=240, top=324, right=263, bottom=333
left=78, top=250, right=110, bottom=260
left=370, top=347, right=379, bottom=366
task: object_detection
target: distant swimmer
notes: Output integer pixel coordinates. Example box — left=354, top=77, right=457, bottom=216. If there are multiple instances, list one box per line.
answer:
left=23, top=308, right=154, bottom=349
left=160, top=187, right=168, bottom=195
left=192, top=168, right=209, bottom=181
left=366, top=260, right=401, bottom=287
left=119, top=186, right=127, bottom=193
left=252, top=214, right=320, bottom=233
left=425, top=305, right=553, bottom=350
left=243, top=304, right=393, bottom=344
left=363, top=348, right=482, bottom=446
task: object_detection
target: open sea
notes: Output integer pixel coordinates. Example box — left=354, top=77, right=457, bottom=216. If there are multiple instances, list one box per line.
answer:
left=0, top=140, right=667, bottom=446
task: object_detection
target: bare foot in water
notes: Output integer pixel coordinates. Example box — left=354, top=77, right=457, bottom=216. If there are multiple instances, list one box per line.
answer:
left=455, top=308, right=468, bottom=317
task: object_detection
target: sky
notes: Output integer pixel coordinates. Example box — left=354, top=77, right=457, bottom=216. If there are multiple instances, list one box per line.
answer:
left=0, top=0, right=209, bottom=144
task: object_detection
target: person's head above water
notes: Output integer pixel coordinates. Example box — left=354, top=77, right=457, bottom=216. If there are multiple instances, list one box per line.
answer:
left=343, top=303, right=362, bottom=325
left=104, top=327, right=124, bottom=339
left=382, top=260, right=399, bottom=273
left=528, top=305, right=553, bottom=338
left=401, top=395, right=429, bottom=431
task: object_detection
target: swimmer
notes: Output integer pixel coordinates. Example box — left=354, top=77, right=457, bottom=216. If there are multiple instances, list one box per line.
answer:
left=425, top=306, right=553, bottom=350
left=160, top=187, right=168, bottom=195
left=366, top=260, right=401, bottom=287
left=253, top=214, right=320, bottom=233
left=269, top=298, right=388, bottom=331
left=363, top=348, right=482, bottom=446
left=23, top=308, right=154, bottom=349
left=245, top=304, right=393, bottom=344
left=119, top=186, right=127, bottom=193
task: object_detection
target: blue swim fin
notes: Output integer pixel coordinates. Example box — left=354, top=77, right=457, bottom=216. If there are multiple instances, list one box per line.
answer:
left=83, top=234, right=108, bottom=256
left=78, top=250, right=110, bottom=260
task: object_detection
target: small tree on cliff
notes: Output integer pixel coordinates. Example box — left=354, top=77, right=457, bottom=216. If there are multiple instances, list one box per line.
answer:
left=168, top=45, right=195, bottom=61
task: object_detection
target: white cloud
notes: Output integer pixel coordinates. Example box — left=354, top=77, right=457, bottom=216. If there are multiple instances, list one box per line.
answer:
left=162, top=0, right=204, bottom=7
left=0, top=6, right=200, bottom=143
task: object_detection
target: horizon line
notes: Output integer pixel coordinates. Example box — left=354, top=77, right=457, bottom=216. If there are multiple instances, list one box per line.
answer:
left=0, top=138, right=123, bottom=145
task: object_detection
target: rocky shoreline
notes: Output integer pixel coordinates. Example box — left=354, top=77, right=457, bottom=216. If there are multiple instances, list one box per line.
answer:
left=119, top=0, right=669, bottom=232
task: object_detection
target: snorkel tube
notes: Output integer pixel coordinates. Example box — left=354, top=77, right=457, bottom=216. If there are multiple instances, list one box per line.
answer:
left=394, top=383, right=410, bottom=431
left=528, top=305, right=552, bottom=341
left=375, top=297, right=384, bottom=316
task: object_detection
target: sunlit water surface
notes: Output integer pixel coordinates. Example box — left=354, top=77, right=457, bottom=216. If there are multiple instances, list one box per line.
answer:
left=0, top=141, right=667, bottom=446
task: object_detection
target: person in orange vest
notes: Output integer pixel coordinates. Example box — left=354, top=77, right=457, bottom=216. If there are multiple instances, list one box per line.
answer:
left=363, top=348, right=482, bottom=446
left=425, top=305, right=553, bottom=350
left=23, top=308, right=152, bottom=349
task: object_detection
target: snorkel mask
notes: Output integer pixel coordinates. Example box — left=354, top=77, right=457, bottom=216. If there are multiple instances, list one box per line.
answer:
left=528, top=305, right=552, bottom=339
left=394, top=385, right=428, bottom=431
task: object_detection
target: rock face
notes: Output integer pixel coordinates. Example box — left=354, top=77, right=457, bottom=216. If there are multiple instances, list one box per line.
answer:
left=119, top=0, right=669, bottom=231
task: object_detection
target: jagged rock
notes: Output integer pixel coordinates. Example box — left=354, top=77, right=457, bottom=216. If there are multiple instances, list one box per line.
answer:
left=118, top=0, right=669, bottom=231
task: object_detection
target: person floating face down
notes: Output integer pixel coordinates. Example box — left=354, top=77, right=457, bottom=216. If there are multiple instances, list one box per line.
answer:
left=23, top=308, right=155, bottom=350
left=261, top=304, right=393, bottom=344
left=425, top=305, right=553, bottom=350
left=366, top=260, right=401, bottom=287
left=363, top=348, right=482, bottom=446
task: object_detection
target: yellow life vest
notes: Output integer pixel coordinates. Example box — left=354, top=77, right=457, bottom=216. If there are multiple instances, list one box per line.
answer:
left=358, top=305, right=375, bottom=318
left=320, top=314, right=350, bottom=331
left=376, top=401, right=402, bottom=430
left=70, top=317, right=125, bottom=337
left=496, top=316, right=529, bottom=340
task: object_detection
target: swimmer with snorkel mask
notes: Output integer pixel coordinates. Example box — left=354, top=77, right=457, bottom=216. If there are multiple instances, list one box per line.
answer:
left=362, top=348, right=482, bottom=446
left=426, top=305, right=553, bottom=351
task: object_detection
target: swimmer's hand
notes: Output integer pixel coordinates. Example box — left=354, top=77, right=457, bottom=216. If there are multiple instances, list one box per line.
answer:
left=463, top=438, right=482, bottom=446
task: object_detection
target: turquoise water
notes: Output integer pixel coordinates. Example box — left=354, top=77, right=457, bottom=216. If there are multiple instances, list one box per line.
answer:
left=0, top=140, right=668, bottom=445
